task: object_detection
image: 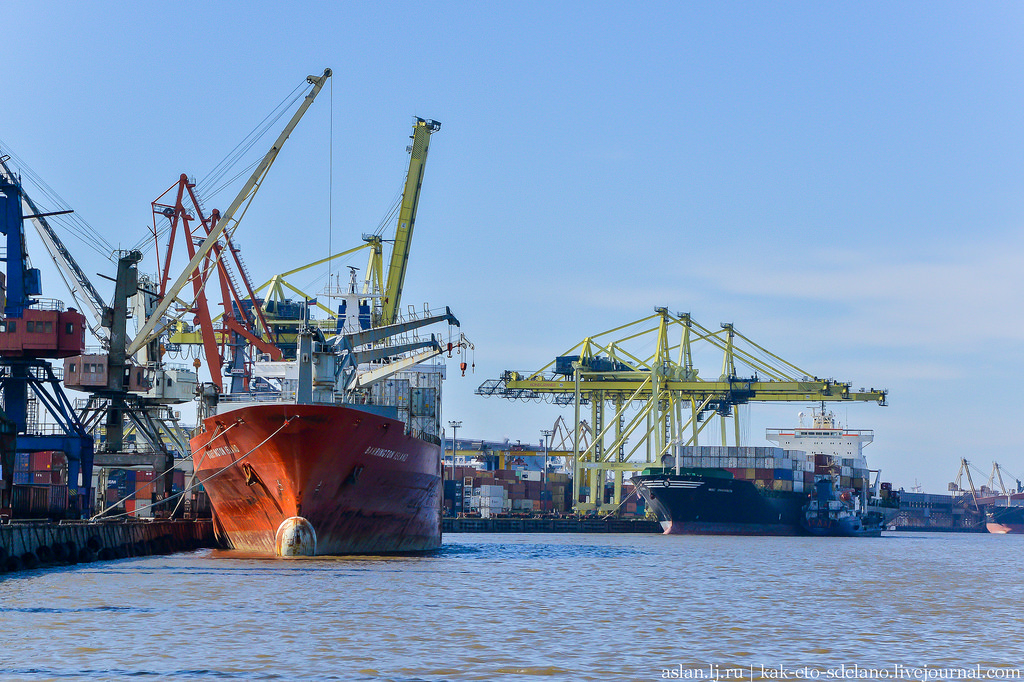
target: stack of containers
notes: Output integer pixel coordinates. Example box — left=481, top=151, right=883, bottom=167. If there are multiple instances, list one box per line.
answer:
left=475, top=484, right=508, bottom=515
left=672, top=445, right=814, bottom=493
left=105, top=469, right=137, bottom=513
left=134, top=470, right=156, bottom=518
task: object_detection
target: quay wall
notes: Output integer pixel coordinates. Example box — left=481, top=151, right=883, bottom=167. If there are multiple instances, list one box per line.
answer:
left=0, top=519, right=215, bottom=574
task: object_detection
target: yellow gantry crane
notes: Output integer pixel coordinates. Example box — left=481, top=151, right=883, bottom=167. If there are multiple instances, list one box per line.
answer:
left=478, top=307, right=887, bottom=512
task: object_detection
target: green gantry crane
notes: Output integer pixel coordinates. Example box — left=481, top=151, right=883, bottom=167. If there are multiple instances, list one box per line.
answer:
left=478, top=307, right=887, bottom=512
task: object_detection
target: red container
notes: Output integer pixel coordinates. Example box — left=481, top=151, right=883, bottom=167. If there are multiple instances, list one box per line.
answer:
left=124, top=499, right=136, bottom=516
left=137, top=470, right=155, bottom=482
left=755, top=468, right=773, bottom=480
left=32, top=471, right=50, bottom=484
left=31, top=451, right=53, bottom=471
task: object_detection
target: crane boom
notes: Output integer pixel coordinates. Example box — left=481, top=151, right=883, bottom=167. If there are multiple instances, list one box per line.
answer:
left=127, top=68, right=332, bottom=357
left=381, top=117, right=440, bottom=325
left=0, top=158, right=110, bottom=341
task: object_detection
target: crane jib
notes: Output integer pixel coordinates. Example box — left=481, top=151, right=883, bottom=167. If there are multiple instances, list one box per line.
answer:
left=126, top=68, right=332, bottom=358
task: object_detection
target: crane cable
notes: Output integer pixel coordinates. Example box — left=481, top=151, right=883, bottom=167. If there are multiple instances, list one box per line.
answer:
left=0, top=140, right=115, bottom=260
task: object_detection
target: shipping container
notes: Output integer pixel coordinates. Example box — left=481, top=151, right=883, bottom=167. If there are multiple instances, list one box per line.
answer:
left=15, top=452, right=31, bottom=472
left=11, top=484, right=50, bottom=518
left=30, top=451, right=54, bottom=471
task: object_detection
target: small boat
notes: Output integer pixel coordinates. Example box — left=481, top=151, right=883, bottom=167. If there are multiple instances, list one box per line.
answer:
left=801, top=475, right=884, bottom=537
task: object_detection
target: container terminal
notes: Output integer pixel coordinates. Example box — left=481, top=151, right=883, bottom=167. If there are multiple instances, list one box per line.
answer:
left=2, top=73, right=1019, bottom=572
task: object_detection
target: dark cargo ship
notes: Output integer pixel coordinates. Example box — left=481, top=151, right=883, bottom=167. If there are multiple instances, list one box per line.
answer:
left=986, top=505, right=1024, bottom=534
left=634, top=410, right=888, bottom=536
left=634, top=467, right=805, bottom=535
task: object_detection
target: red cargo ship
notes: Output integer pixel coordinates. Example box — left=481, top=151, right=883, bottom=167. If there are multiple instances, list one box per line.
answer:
left=191, top=402, right=442, bottom=555
left=177, top=112, right=453, bottom=556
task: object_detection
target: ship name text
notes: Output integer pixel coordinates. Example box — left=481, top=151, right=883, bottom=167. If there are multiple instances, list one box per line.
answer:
left=365, top=446, right=409, bottom=463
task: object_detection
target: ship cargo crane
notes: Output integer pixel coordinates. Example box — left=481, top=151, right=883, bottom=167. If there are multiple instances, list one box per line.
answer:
left=478, top=307, right=888, bottom=512
left=166, top=116, right=448, bottom=372
left=150, top=175, right=281, bottom=393
left=381, top=118, right=441, bottom=326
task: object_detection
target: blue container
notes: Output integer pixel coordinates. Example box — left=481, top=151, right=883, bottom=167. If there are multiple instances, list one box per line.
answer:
left=15, top=452, right=31, bottom=472
left=774, top=468, right=794, bottom=481
left=13, top=471, right=32, bottom=485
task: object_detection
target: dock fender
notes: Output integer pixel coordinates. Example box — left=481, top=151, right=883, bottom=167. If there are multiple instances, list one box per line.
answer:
left=21, top=551, right=38, bottom=570
left=275, top=516, right=317, bottom=557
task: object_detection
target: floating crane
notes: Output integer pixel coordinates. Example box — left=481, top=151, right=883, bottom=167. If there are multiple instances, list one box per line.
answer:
left=478, top=307, right=888, bottom=512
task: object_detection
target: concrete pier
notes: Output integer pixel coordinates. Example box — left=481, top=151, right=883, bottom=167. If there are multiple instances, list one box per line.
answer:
left=0, top=519, right=216, bottom=574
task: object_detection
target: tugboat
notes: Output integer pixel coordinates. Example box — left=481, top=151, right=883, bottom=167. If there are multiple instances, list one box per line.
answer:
left=801, top=474, right=884, bottom=537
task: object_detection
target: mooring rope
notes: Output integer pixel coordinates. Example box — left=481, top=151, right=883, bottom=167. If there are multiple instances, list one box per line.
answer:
left=91, top=417, right=295, bottom=521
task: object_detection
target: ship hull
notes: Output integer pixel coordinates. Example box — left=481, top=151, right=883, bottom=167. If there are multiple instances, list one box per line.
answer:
left=190, top=402, right=442, bottom=555
left=986, top=507, right=1024, bottom=534
left=985, top=523, right=1024, bottom=534
left=801, top=513, right=884, bottom=537
left=633, top=471, right=806, bottom=536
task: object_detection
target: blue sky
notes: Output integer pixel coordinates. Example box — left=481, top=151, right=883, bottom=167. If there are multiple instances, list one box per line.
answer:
left=4, top=2, right=1024, bottom=493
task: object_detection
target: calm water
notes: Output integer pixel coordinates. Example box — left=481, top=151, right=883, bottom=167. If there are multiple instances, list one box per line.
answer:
left=1, top=532, right=1022, bottom=681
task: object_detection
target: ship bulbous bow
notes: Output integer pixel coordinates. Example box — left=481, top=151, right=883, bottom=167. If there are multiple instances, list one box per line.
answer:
left=275, top=517, right=317, bottom=557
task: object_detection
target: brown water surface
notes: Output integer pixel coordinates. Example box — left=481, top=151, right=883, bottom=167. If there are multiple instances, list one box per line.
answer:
left=1, top=532, right=1021, bottom=681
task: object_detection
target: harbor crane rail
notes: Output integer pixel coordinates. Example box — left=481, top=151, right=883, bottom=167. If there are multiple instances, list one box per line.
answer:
left=478, top=307, right=887, bottom=512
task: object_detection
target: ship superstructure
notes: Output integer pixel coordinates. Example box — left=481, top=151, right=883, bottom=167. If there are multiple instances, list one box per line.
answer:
left=766, top=409, right=874, bottom=479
